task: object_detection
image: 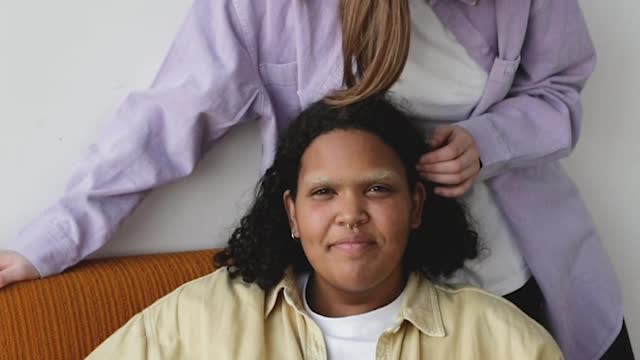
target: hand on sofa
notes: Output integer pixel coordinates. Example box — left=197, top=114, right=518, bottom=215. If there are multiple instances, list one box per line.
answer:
left=0, top=250, right=40, bottom=289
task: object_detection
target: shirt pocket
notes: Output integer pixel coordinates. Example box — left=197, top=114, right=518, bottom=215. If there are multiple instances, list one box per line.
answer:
left=474, top=56, right=521, bottom=114
left=259, top=61, right=301, bottom=128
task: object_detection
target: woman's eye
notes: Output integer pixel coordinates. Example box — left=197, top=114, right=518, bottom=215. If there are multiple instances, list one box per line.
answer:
left=311, top=188, right=334, bottom=197
left=368, top=185, right=391, bottom=194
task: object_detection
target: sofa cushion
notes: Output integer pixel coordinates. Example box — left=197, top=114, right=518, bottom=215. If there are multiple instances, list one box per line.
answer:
left=0, top=250, right=218, bottom=360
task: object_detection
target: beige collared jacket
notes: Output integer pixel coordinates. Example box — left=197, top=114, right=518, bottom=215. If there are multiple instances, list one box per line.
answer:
left=87, top=267, right=562, bottom=359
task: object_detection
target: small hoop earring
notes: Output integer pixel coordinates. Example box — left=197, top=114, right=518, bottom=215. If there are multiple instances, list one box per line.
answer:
left=291, top=232, right=299, bottom=241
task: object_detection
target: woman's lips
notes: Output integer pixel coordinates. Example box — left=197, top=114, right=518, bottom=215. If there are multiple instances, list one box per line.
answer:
left=330, top=235, right=376, bottom=256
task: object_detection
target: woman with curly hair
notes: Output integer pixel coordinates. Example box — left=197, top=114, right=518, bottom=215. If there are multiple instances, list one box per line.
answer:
left=4, top=1, right=633, bottom=358
left=87, top=97, right=562, bottom=359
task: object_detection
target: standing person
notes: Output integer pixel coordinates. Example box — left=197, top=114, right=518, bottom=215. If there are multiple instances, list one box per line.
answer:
left=0, top=0, right=633, bottom=358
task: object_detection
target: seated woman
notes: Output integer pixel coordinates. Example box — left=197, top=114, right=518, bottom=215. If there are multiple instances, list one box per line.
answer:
left=87, top=97, right=562, bottom=359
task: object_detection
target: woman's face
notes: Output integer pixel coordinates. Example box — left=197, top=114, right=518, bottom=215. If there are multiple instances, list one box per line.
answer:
left=284, top=129, right=425, bottom=295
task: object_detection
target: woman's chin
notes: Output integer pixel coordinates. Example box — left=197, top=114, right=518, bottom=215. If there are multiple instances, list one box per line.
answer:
left=324, top=268, right=385, bottom=293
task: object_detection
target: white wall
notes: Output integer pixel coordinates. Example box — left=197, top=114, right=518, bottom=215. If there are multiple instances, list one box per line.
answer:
left=0, top=0, right=638, bottom=354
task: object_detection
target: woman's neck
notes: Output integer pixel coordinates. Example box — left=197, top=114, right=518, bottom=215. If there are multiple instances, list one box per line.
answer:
left=306, top=268, right=406, bottom=318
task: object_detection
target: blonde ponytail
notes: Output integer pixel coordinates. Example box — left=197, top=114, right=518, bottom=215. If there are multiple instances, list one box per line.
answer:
left=325, top=0, right=411, bottom=106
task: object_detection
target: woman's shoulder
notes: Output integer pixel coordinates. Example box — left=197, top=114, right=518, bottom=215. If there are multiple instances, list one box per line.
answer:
left=432, top=283, right=562, bottom=356
left=434, top=283, right=541, bottom=328
left=141, top=267, right=268, bottom=321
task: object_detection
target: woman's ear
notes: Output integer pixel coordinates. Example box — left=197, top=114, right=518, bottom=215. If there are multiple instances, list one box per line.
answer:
left=283, top=190, right=300, bottom=237
left=410, top=182, right=426, bottom=229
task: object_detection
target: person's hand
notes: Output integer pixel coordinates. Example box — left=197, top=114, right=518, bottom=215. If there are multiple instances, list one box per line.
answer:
left=0, top=250, right=40, bottom=289
left=417, top=126, right=481, bottom=198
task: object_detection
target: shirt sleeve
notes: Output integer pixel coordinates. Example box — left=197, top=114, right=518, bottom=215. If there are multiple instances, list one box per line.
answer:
left=7, top=0, right=264, bottom=277
left=457, top=0, right=596, bottom=180
left=85, top=314, right=151, bottom=359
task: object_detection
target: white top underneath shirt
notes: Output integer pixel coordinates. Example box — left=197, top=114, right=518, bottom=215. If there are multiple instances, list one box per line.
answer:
left=390, top=0, right=530, bottom=295
left=298, top=273, right=405, bottom=360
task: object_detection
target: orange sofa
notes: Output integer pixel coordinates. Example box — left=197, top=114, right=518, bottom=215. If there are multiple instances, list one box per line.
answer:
left=0, top=250, right=219, bottom=360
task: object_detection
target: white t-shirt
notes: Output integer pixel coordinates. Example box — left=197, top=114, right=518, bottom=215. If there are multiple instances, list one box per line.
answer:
left=389, top=0, right=530, bottom=295
left=298, top=273, right=405, bottom=360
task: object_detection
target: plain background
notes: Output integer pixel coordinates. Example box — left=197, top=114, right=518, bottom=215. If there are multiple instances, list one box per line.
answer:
left=1, top=0, right=638, bottom=354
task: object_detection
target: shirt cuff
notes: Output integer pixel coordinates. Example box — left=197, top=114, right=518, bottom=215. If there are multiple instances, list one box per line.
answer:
left=457, top=114, right=511, bottom=181
left=7, top=217, right=78, bottom=278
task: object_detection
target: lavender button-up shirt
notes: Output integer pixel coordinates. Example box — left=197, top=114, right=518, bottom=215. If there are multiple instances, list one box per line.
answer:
left=9, top=0, right=622, bottom=359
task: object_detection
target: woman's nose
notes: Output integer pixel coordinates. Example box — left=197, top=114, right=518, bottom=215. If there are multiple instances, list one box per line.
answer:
left=335, top=193, right=369, bottom=228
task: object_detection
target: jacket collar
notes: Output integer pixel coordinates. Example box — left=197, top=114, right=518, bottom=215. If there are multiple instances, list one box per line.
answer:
left=265, top=270, right=447, bottom=338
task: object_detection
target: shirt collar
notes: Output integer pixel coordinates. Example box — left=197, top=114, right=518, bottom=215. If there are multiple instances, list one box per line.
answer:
left=397, top=273, right=446, bottom=337
left=264, top=268, right=305, bottom=317
left=265, top=270, right=446, bottom=338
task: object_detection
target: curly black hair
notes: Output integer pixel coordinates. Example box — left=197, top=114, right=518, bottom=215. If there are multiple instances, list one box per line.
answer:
left=215, top=95, right=478, bottom=290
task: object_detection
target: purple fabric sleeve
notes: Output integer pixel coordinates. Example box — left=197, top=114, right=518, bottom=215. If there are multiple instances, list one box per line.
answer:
left=8, top=0, right=264, bottom=276
left=457, top=0, right=596, bottom=181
